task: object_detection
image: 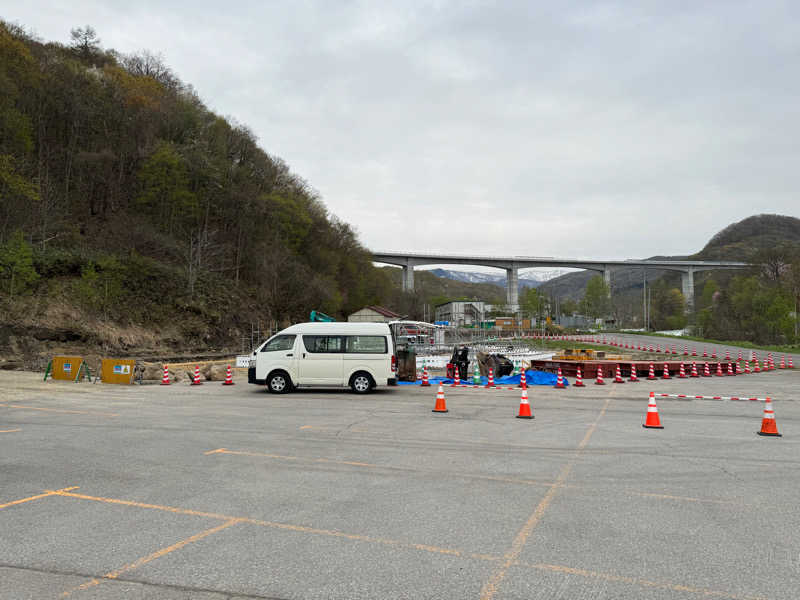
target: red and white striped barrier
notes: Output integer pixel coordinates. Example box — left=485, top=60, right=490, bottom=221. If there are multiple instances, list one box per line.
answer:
left=654, top=393, right=770, bottom=402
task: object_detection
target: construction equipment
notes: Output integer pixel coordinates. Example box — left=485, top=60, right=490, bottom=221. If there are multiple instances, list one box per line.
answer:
left=310, top=310, right=335, bottom=322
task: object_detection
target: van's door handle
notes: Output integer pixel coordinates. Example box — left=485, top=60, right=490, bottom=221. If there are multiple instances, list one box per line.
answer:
left=286, top=353, right=293, bottom=357
left=302, top=353, right=306, bottom=358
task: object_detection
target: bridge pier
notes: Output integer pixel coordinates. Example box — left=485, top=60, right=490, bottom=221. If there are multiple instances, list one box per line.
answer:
left=402, top=264, right=415, bottom=292
left=681, top=267, right=694, bottom=314
left=603, top=267, right=611, bottom=296
left=506, top=267, right=519, bottom=310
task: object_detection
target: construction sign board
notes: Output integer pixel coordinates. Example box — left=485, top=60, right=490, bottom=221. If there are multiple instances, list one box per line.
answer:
left=100, top=358, right=136, bottom=385
left=49, top=356, right=86, bottom=381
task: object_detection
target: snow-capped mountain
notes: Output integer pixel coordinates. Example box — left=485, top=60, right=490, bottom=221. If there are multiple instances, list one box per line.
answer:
left=427, top=268, right=566, bottom=288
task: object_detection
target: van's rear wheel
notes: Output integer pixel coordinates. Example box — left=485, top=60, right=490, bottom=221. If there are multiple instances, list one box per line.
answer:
left=350, top=372, right=374, bottom=394
left=267, top=371, right=292, bottom=394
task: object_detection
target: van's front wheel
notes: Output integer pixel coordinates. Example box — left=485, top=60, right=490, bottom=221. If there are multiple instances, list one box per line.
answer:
left=350, top=372, right=374, bottom=394
left=267, top=371, right=292, bottom=394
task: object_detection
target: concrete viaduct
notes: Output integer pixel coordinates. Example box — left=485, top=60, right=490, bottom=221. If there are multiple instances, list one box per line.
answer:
left=371, top=251, right=749, bottom=312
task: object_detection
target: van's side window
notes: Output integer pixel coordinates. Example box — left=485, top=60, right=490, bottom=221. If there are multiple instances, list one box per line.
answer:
left=303, top=336, right=343, bottom=353
left=346, top=336, right=388, bottom=354
left=261, top=335, right=296, bottom=352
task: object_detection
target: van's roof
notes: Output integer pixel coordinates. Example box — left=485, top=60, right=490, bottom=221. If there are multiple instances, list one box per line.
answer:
left=279, top=322, right=392, bottom=335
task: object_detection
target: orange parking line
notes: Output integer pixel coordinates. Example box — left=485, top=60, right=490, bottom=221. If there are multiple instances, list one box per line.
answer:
left=0, top=486, right=79, bottom=510
left=61, top=519, right=239, bottom=597
left=0, top=403, right=118, bottom=417
left=46, top=488, right=763, bottom=599
left=479, top=397, right=612, bottom=600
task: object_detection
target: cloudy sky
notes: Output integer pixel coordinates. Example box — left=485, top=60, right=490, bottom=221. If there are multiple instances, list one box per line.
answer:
left=8, top=1, right=800, bottom=267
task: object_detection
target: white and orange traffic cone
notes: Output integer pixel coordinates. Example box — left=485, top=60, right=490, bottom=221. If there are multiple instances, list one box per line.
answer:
left=754, top=360, right=761, bottom=373
left=691, top=347, right=697, bottom=356
left=520, top=368, right=528, bottom=389
left=421, top=365, right=430, bottom=387
left=703, top=348, right=708, bottom=357
left=191, top=365, right=203, bottom=386
left=727, top=362, right=735, bottom=376
left=647, top=362, right=657, bottom=380
left=683, top=345, right=689, bottom=356
left=485, top=367, right=495, bottom=388
left=643, top=392, right=664, bottom=429
left=780, top=355, right=785, bottom=369
left=789, top=357, right=794, bottom=369
left=711, top=350, right=717, bottom=359
left=716, top=362, right=724, bottom=377
left=595, top=365, right=605, bottom=385
left=516, top=388, right=533, bottom=419
left=574, top=366, right=585, bottom=387
left=702, top=362, right=711, bottom=377
left=629, top=364, right=639, bottom=382
left=554, top=366, right=566, bottom=389
left=690, top=362, right=699, bottom=378
left=756, top=397, right=781, bottom=437
left=222, top=365, right=235, bottom=386
left=744, top=362, right=751, bottom=375
left=160, top=365, right=171, bottom=386
left=736, top=361, right=743, bottom=376
left=662, top=363, right=671, bottom=380
left=451, top=367, right=460, bottom=387
left=725, top=350, right=731, bottom=361
left=738, top=350, right=743, bottom=362
left=432, top=385, right=448, bottom=413
left=613, top=364, right=625, bottom=383
left=678, top=363, right=687, bottom=379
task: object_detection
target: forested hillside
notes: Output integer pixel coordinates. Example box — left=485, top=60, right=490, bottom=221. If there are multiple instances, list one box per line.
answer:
left=0, top=21, right=395, bottom=358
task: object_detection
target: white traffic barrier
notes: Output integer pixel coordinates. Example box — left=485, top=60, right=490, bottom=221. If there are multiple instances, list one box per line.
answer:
left=654, top=393, right=770, bottom=402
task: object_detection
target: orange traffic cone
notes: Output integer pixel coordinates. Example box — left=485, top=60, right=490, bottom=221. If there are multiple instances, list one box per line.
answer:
left=222, top=365, right=235, bottom=385
left=678, top=363, right=687, bottom=379
left=629, top=364, right=639, bottom=382
left=520, top=368, right=528, bottom=389
left=647, top=362, right=657, bottom=380
left=780, top=355, right=785, bottom=369
left=716, top=362, right=724, bottom=376
left=432, top=384, right=448, bottom=413
left=703, top=362, right=711, bottom=377
left=191, top=365, right=203, bottom=386
left=691, top=347, right=697, bottom=356
left=160, top=365, right=171, bottom=386
left=554, top=366, right=566, bottom=389
left=736, top=361, right=743, bottom=375
left=756, top=397, right=781, bottom=437
left=683, top=345, right=688, bottom=356
left=516, top=388, right=533, bottom=419
left=421, top=365, right=430, bottom=387
left=613, top=364, right=625, bottom=383
left=754, top=360, right=761, bottom=373
left=595, top=365, right=605, bottom=385
left=744, top=362, right=751, bottom=375
left=574, top=366, right=585, bottom=387
left=451, top=367, right=460, bottom=387
left=643, top=392, right=664, bottom=429
left=789, top=357, right=794, bottom=369
left=727, top=362, right=735, bottom=376
left=690, top=362, right=699, bottom=378
left=662, top=363, right=671, bottom=380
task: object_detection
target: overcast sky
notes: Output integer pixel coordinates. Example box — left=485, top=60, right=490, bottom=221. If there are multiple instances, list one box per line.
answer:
left=7, top=1, right=800, bottom=269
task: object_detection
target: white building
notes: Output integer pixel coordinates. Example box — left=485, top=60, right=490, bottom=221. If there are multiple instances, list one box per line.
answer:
left=434, top=301, right=493, bottom=326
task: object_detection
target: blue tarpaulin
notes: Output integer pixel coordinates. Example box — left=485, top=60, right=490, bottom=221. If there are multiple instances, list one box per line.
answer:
left=398, top=369, right=568, bottom=387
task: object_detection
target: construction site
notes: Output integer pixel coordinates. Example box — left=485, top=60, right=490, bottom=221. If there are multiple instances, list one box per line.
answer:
left=1, top=329, right=798, bottom=600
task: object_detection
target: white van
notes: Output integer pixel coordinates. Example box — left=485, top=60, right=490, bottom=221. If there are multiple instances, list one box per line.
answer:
left=248, top=322, right=397, bottom=394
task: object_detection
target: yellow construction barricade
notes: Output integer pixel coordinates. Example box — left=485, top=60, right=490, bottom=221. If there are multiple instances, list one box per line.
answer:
left=100, top=358, right=136, bottom=385
left=44, top=356, right=92, bottom=382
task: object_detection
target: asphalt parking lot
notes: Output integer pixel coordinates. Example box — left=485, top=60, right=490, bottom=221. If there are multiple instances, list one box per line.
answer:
left=1, top=369, right=799, bottom=599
